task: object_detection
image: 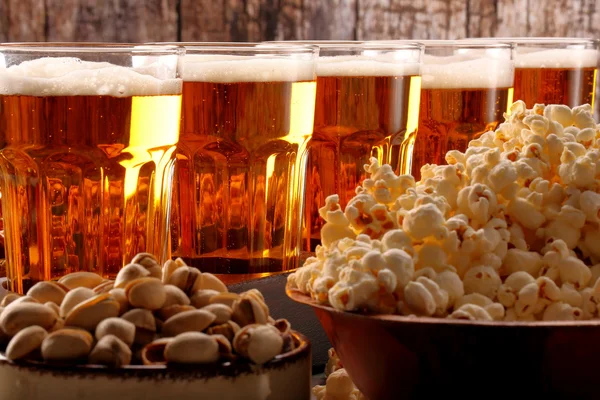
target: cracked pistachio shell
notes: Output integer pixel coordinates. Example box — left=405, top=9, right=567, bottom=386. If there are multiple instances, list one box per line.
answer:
left=27, top=282, right=67, bottom=305
left=165, top=332, right=219, bottom=364
left=41, top=328, right=93, bottom=362
left=59, top=272, right=104, bottom=290
left=64, top=293, right=120, bottom=331
left=162, top=309, right=216, bottom=337
left=0, top=302, right=58, bottom=336
left=115, top=264, right=150, bottom=289
left=89, top=334, right=132, bottom=367
left=6, top=325, right=48, bottom=361
left=60, top=287, right=95, bottom=318
left=125, top=278, right=167, bottom=311
left=95, top=317, right=136, bottom=347
left=233, top=324, right=283, bottom=365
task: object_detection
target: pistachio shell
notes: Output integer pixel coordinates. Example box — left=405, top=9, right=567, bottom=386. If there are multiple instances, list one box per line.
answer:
left=233, top=324, right=283, bottom=365
left=131, top=253, right=162, bottom=279
left=174, top=258, right=187, bottom=267
left=0, top=302, right=58, bottom=336
left=190, top=289, right=220, bottom=308
left=6, top=326, right=48, bottom=360
left=242, top=289, right=265, bottom=304
left=121, top=308, right=156, bottom=346
left=64, top=293, right=120, bottom=331
left=29, top=281, right=67, bottom=305
left=208, top=292, right=240, bottom=308
left=163, top=285, right=191, bottom=308
left=89, top=334, right=132, bottom=367
left=108, top=288, right=129, bottom=315
left=272, top=318, right=291, bottom=335
left=115, top=264, right=150, bottom=289
left=41, top=329, right=93, bottom=362
left=162, top=309, right=216, bottom=337
left=281, top=332, right=296, bottom=354
left=207, top=322, right=237, bottom=342
left=0, top=293, right=21, bottom=308
left=59, top=272, right=104, bottom=290
left=95, top=317, right=136, bottom=347
left=202, top=303, right=232, bottom=325
left=5, top=296, right=39, bottom=309
left=48, top=318, right=65, bottom=333
left=231, top=297, right=268, bottom=327
left=192, top=273, right=228, bottom=293
left=165, top=332, right=219, bottom=364
left=141, top=338, right=172, bottom=365
left=212, top=333, right=232, bottom=356
left=158, top=304, right=196, bottom=321
left=44, top=302, right=60, bottom=316
left=162, top=260, right=183, bottom=284
left=60, top=287, right=95, bottom=318
left=93, top=281, right=115, bottom=294
left=167, top=267, right=201, bottom=294
left=125, top=278, right=166, bottom=310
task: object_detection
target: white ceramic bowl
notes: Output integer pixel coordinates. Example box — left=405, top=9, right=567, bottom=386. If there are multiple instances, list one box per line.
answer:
left=0, top=332, right=311, bottom=400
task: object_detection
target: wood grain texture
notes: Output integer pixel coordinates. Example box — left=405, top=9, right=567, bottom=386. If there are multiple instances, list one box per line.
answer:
left=3, top=0, right=45, bottom=41
left=302, top=0, right=356, bottom=40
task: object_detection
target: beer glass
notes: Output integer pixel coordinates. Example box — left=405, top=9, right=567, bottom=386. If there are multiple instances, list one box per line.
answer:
left=0, top=44, right=184, bottom=293
left=411, top=41, right=515, bottom=180
left=168, top=43, right=318, bottom=284
left=271, top=41, right=423, bottom=251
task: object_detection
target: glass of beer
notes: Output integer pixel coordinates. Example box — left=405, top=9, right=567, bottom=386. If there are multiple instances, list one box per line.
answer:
left=411, top=41, right=515, bottom=180
left=0, top=44, right=184, bottom=293
left=169, top=43, right=318, bottom=284
left=509, top=38, right=598, bottom=108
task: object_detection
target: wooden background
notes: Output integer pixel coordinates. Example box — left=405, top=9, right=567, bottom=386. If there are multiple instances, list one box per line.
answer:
left=1, top=0, right=599, bottom=43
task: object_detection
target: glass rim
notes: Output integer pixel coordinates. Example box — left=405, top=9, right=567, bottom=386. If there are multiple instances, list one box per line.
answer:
left=148, top=42, right=319, bottom=55
left=0, top=42, right=183, bottom=55
left=265, top=40, right=424, bottom=51
left=412, top=39, right=515, bottom=49
left=463, top=37, right=599, bottom=46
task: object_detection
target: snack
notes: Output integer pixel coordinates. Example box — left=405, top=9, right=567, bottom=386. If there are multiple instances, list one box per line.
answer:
left=313, top=348, right=365, bottom=400
left=288, top=101, right=600, bottom=321
left=0, top=254, right=295, bottom=366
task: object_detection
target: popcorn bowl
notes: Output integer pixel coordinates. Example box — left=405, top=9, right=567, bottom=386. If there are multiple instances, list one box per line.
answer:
left=0, top=330, right=311, bottom=400
left=288, top=288, right=600, bottom=399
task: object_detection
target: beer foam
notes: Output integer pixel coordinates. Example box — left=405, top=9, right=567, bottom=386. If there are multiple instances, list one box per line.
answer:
left=316, top=56, right=421, bottom=77
left=182, top=55, right=315, bottom=82
left=516, top=48, right=598, bottom=69
left=0, top=57, right=182, bottom=96
left=421, top=55, right=514, bottom=89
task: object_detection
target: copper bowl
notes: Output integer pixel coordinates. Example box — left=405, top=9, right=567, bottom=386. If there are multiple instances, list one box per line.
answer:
left=288, top=288, right=600, bottom=399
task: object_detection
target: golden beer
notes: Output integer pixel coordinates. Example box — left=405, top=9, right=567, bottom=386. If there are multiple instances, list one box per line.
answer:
left=411, top=44, right=514, bottom=180
left=307, top=71, right=421, bottom=250
left=0, top=50, right=182, bottom=294
left=170, top=49, right=317, bottom=284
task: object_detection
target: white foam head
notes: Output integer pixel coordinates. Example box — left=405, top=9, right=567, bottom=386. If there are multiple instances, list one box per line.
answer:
left=421, top=54, right=514, bottom=89
left=516, top=48, right=598, bottom=69
left=316, top=55, right=420, bottom=77
left=182, top=55, right=315, bottom=82
left=0, top=57, right=182, bottom=96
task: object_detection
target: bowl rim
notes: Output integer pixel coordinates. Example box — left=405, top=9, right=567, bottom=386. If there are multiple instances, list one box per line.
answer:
left=0, top=330, right=310, bottom=378
left=286, top=286, right=600, bottom=328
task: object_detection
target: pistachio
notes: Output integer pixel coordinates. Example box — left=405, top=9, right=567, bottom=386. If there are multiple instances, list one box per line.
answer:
left=241, top=289, right=265, bottom=304
left=108, top=288, right=129, bottom=315
left=114, top=263, right=149, bottom=289
left=158, top=304, right=195, bottom=321
left=5, top=296, right=39, bottom=309
left=48, top=318, right=65, bottom=333
left=0, top=293, right=20, bottom=308
left=162, top=309, right=216, bottom=337
left=64, top=293, right=120, bottom=331
left=162, top=259, right=183, bottom=284
left=121, top=308, right=156, bottom=346
left=141, top=338, right=171, bottom=365
left=27, top=281, right=67, bottom=305
left=41, top=329, right=93, bottom=362
left=192, top=273, right=228, bottom=293
left=174, top=258, right=187, bottom=267
left=233, top=324, right=283, bottom=365
left=93, top=280, right=115, bottom=294
left=231, top=297, right=268, bottom=327
left=165, top=332, right=219, bottom=364
left=59, top=272, right=104, bottom=290
left=207, top=320, right=240, bottom=342
left=0, top=302, right=58, bottom=336
left=163, top=285, right=191, bottom=308
left=212, top=333, right=232, bottom=357
left=272, top=318, right=291, bottom=336
left=89, top=334, right=132, bottom=367
left=167, top=267, right=201, bottom=294
left=202, top=303, right=232, bottom=325
left=44, top=302, right=60, bottom=316
left=208, top=292, right=240, bottom=308
left=281, top=332, right=296, bottom=354
left=60, top=287, right=95, bottom=318
left=131, top=253, right=162, bottom=279
left=95, top=317, right=136, bottom=347
left=5, top=326, right=48, bottom=361
left=125, top=278, right=166, bottom=310
left=190, top=289, right=220, bottom=308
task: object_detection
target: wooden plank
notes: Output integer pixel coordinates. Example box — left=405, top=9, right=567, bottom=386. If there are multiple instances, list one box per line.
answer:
left=302, top=0, right=357, bottom=40
left=356, top=0, right=468, bottom=40
left=467, top=0, right=498, bottom=38
left=0, top=0, right=8, bottom=42
left=180, top=0, right=228, bottom=42
left=46, top=0, right=177, bottom=42
left=4, top=0, right=45, bottom=41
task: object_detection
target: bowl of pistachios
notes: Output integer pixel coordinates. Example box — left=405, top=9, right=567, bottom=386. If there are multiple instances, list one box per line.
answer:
left=0, top=253, right=311, bottom=400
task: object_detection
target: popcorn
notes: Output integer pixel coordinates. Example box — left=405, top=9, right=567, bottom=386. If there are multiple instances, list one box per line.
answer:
left=313, top=368, right=365, bottom=400
left=288, top=101, right=600, bottom=322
